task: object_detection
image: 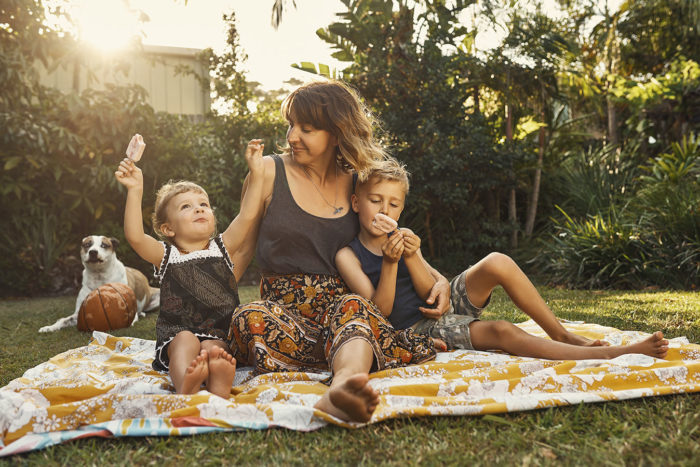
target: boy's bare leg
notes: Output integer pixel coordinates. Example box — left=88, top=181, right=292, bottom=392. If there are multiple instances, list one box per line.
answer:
left=203, top=342, right=236, bottom=400
left=465, top=253, right=608, bottom=346
left=314, top=339, right=380, bottom=423
left=168, top=331, right=209, bottom=394
left=469, top=320, right=668, bottom=360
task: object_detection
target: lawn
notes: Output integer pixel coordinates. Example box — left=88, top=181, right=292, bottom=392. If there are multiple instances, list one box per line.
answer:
left=1, top=286, right=699, bottom=465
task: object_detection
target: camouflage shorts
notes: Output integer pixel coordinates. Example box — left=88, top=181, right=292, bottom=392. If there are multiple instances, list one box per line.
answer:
left=411, top=269, right=491, bottom=350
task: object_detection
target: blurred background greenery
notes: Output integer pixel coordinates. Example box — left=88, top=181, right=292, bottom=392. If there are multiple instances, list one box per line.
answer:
left=1, top=0, right=697, bottom=296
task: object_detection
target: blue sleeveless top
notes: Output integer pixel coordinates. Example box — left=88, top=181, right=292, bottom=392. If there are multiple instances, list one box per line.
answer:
left=348, top=237, right=426, bottom=329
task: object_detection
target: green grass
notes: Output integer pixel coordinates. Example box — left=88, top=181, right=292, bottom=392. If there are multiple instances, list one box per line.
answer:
left=1, top=287, right=699, bottom=465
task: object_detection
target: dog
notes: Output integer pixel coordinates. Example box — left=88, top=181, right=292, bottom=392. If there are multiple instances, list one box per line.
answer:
left=39, top=235, right=160, bottom=333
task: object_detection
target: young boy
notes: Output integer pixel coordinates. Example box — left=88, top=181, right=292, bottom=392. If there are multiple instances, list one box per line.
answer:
left=335, top=157, right=669, bottom=360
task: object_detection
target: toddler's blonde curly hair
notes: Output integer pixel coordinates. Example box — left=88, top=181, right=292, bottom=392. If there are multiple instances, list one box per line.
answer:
left=151, top=180, right=210, bottom=240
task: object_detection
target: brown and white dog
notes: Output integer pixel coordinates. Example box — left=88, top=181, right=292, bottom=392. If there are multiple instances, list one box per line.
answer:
left=39, top=235, right=160, bottom=333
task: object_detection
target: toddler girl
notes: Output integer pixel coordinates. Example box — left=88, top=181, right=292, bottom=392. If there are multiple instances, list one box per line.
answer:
left=115, top=139, right=265, bottom=399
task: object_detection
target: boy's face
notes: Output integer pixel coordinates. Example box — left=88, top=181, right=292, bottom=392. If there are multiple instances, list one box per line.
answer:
left=352, top=177, right=406, bottom=237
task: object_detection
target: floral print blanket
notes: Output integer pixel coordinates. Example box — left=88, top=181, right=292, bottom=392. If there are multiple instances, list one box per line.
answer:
left=1, top=320, right=699, bottom=457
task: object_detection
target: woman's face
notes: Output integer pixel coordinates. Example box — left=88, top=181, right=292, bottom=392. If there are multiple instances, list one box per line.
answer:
left=286, top=118, right=338, bottom=165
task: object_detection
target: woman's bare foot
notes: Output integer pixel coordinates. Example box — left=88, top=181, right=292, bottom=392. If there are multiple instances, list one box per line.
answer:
left=206, top=347, right=236, bottom=399
left=180, top=350, right=208, bottom=394
left=560, top=331, right=609, bottom=347
left=622, top=331, right=669, bottom=359
left=432, top=338, right=447, bottom=352
left=315, top=373, right=379, bottom=423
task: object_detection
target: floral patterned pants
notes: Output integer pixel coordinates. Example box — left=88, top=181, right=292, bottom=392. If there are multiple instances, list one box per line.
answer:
left=227, top=274, right=436, bottom=375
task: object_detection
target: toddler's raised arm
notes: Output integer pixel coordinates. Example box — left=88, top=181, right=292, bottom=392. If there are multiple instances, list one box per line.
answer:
left=115, top=152, right=164, bottom=267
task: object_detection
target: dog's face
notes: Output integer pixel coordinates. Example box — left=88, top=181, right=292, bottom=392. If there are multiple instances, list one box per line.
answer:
left=80, top=236, right=119, bottom=268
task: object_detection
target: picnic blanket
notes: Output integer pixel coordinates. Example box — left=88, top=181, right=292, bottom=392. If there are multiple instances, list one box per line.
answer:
left=1, top=320, right=699, bottom=457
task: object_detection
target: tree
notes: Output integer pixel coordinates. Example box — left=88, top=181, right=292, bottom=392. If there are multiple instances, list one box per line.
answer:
left=271, top=0, right=298, bottom=29
left=314, top=0, right=511, bottom=269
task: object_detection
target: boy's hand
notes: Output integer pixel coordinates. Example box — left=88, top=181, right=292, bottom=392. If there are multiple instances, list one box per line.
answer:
left=245, top=139, right=264, bottom=175
left=419, top=277, right=451, bottom=319
left=400, top=228, right=421, bottom=257
left=381, top=230, right=404, bottom=263
left=115, top=158, right=143, bottom=191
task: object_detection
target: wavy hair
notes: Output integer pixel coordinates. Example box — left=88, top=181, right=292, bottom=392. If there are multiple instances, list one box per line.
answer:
left=280, top=80, right=387, bottom=180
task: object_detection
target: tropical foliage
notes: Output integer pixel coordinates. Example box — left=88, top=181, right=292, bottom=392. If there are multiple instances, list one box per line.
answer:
left=303, top=0, right=699, bottom=288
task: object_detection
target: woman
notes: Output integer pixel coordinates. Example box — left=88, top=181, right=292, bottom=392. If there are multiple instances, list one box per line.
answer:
left=227, top=81, right=450, bottom=423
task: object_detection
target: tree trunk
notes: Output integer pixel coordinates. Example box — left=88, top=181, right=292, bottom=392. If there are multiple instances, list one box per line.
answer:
left=607, top=94, right=618, bottom=147
left=473, top=86, right=480, bottom=115
left=506, top=101, right=517, bottom=248
left=424, top=209, right=435, bottom=258
left=525, top=99, right=545, bottom=237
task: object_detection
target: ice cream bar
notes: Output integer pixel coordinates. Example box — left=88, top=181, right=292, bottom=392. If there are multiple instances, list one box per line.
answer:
left=126, top=134, right=146, bottom=162
left=373, top=213, right=398, bottom=234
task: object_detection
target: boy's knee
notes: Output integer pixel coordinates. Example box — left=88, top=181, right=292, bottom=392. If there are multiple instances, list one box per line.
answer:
left=490, top=320, right=515, bottom=339
left=483, top=252, right=517, bottom=276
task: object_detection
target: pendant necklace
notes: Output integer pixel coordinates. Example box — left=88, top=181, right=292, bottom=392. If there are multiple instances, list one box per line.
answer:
left=301, top=163, right=344, bottom=215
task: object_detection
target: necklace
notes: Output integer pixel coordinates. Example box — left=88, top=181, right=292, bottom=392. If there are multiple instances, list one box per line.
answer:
left=300, top=163, right=344, bottom=215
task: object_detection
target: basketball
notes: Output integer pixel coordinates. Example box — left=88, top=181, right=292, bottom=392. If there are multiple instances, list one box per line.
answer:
left=77, top=283, right=137, bottom=332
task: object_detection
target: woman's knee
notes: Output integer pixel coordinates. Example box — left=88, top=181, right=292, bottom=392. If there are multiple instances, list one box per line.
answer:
left=336, top=294, right=372, bottom=315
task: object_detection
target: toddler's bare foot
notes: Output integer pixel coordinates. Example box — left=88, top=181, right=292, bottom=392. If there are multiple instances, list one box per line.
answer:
left=315, top=373, right=379, bottom=423
left=181, top=350, right=209, bottom=394
left=432, top=338, right=447, bottom=352
left=206, top=347, right=236, bottom=399
left=561, top=331, right=609, bottom=347
left=624, top=331, right=669, bottom=359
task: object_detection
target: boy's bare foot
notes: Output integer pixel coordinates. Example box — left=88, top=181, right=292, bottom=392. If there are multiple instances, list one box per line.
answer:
left=623, top=331, right=669, bottom=359
left=561, top=331, right=609, bottom=347
left=206, top=347, right=236, bottom=399
left=181, top=350, right=209, bottom=394
left=315, top=373, right=379, bottom=423
left=432, top=337, right=447, bottom=352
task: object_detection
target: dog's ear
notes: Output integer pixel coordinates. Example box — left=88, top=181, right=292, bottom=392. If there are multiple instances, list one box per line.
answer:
left=110, top=237, right=120, bottom=250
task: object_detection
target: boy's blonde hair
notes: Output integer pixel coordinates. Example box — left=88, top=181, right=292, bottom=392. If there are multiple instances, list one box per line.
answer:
left=357, top=156, right=410, bottom=194
left=280, top=80, right=387, bottom=181
left=151, top=180, right=210, bottom=240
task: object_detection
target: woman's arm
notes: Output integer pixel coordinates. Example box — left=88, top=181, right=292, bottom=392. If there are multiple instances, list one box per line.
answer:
left=222, top=140, right=265, bottom=255
left=115, top=158, right=164, bottom=267
left=227, top=155, right=275, bottom=283
left=415, top=249, right=451, bottom=319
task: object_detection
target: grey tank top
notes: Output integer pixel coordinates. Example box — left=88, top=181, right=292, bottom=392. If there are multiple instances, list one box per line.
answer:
left=255, top=154, right=360, bottom=275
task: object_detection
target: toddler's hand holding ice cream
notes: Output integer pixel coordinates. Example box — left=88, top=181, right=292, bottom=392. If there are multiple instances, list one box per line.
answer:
left=126, top=134, right=146, bottom=162
left=373, top=213, right=398, bottom=236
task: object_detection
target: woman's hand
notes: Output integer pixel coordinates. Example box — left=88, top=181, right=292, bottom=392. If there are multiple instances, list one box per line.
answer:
left=115, top=158, right=143, bottom=191
left=245, top=139, right=265, bottom=176
left=381, top=230, right=404, bottom=263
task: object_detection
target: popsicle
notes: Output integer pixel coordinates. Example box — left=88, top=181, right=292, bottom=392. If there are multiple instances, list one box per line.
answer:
left=126, top=134, right=146, bottom=162
left=373, top=213, right=398, bottom=234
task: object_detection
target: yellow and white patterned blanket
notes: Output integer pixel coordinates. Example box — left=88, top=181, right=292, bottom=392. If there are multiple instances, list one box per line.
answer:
left=1, top=320, right=699, bottom=456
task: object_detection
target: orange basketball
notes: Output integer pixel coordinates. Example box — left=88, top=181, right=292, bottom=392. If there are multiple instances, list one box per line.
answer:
left=77, top=283, right=137, bottom=332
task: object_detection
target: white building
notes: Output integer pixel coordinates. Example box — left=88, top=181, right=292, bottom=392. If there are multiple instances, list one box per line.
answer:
left=39, top=44, right=211, bottom=118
